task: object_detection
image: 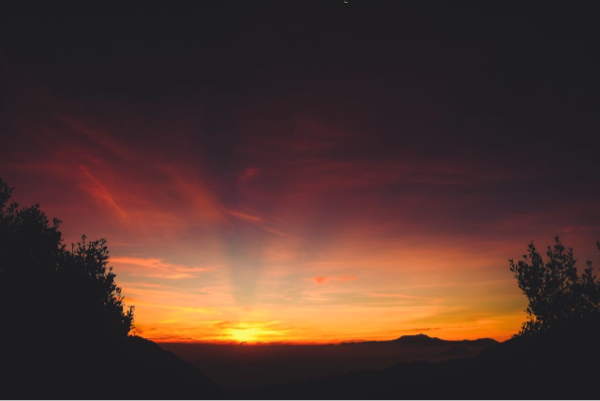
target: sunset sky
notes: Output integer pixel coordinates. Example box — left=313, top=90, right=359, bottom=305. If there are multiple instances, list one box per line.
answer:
left=2, top=2, right=599, bottom=343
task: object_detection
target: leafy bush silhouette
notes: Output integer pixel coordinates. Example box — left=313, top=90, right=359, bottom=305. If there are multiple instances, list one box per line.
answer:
left=510, top=237, right=600, bottom=334
left=1, top=179, right=221, bottom=399
left=0, top=178, right=134, bottom=343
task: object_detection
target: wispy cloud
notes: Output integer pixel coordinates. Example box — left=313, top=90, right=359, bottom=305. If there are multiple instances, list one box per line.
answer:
left=111, top=256, right=209, bottom=279
left=225, top=209, right=286, bottom=237
left=78, top=165, right=128, bottom=222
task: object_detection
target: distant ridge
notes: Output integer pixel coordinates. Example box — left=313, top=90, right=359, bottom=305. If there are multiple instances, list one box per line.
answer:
left=341, top=333, right=499, bottom=347
left=392, top=334, right=446, bottom=345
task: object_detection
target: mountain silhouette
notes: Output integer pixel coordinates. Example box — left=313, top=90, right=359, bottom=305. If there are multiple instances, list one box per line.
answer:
left=341, top=333, right=498, bottom=348
left=253, top=320, right=600, bottom=399
left=392, top=334, right=446, bottom=345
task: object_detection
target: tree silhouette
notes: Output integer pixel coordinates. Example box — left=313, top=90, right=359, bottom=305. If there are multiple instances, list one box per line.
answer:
left=0, top=178, right=133, bottom=343
left=1, top=179, right=222, bottom=399
left=510, top=237, right=600, bottom=335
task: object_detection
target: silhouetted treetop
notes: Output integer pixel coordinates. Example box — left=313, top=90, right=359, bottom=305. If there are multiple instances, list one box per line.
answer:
left=0, top=178, right=133, bottom=341
left=0, top=179, right=12, bottom=210
left=510, top=237, right=600, bottom=334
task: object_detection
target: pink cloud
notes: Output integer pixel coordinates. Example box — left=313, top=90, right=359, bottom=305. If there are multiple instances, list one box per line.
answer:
left=312, top=275, right=358, bottom=285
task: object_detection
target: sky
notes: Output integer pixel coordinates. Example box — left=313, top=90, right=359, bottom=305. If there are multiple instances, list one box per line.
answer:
left=2, top=2, right=600, bottom=343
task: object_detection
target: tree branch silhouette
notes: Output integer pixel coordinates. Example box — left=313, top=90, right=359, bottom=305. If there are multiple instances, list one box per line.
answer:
left=510, top=237, right=600, bottom=335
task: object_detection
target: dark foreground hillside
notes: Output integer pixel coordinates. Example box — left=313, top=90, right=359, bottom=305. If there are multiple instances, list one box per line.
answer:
left=2, top=336, right=222, bottom=399
left=252, top=322, right=600, bottom=399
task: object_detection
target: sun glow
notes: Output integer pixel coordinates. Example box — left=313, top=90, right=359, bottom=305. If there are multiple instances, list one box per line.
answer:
left=228, top=327, right=262, bottom=343
left=224, top=322, right=288, bottom=343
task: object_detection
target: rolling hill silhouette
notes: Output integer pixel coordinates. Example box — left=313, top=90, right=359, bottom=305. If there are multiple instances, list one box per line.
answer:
left=252, top=321, right=600, bottom=399
left=161, top=334, right=499, bottom=393
left=3, top=335, right=223, bottom=399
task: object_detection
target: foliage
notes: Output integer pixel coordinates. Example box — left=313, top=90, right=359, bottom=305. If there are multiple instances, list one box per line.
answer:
left=0, top=178, right=134, bottom=341
left=510, top=237, right=600, bottom=335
